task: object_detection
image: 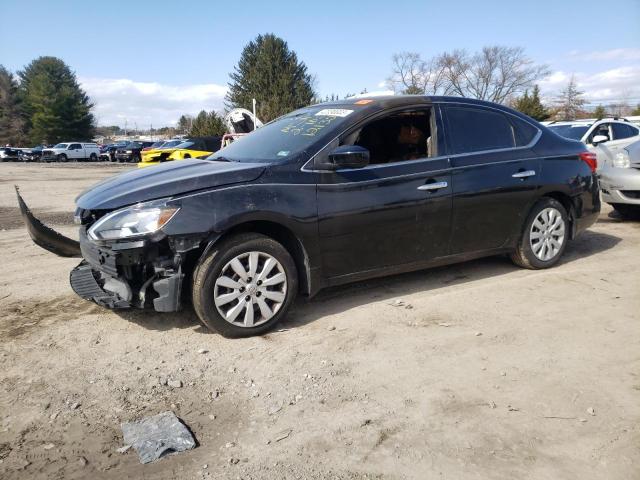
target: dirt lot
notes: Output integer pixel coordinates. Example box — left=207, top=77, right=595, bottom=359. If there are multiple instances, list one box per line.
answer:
left=0, top=163, right=638, bottom=480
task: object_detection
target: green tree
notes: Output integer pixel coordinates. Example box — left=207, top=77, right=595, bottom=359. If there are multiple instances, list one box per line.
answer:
left=19, top=56, right=95, bottom=144
left=189, top=110, right=226, bottom=137
left=512, top=85, right=549, bottom=121
left=0, top=65, right=27, bottom=145
left=593, top=105, right=607, bottom=119
left=226, top=34, right=316, bottom=122
left=631, top=104, right=640, bottom=116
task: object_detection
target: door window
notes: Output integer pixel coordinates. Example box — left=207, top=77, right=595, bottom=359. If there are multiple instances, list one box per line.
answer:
left=588, top=123, right=611, bottom=143
left=611, top=123, right=639, bottom=140
left=70, top=143, right=82, bottom=150
left=340, top=109, right=434, bottom=164
left=445, top=106, right=515, bottom=154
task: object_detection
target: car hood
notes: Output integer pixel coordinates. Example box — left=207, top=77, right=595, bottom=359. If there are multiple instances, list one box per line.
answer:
left=76, top=159, right=266, bottom=210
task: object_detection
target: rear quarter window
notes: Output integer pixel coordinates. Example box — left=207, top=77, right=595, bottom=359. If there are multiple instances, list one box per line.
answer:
left=510, top=116, right=539, bottom=146
left=445, top=106, right=515, bottom=154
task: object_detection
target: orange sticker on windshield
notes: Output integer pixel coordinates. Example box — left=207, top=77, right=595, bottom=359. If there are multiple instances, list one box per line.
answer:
left=354, top=99, right=373, bottom=105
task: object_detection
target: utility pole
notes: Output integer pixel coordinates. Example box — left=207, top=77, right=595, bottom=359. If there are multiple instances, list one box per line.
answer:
left=124, top=119, right=128, bottom=137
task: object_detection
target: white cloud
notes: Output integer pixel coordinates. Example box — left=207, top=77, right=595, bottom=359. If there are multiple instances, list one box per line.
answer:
left=377, top=80, right=388, bottom=88
left=538, top=65, right=640, bottom=104
left=79, top=77, right=228, bottom=127
left=567, top=48, right=640, bottom=62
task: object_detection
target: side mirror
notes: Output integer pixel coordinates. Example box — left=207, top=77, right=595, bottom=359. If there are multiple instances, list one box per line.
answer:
left=592, top=135, right=608, bottom=146
left=328, top=145, right=370, bottom=169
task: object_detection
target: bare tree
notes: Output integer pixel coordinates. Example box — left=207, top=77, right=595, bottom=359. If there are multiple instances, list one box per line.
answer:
left=386, top=52, right=449, bottom=95
left=437, top=46, right=550, bottom=104
left=555, top=75, right=586, bottom=120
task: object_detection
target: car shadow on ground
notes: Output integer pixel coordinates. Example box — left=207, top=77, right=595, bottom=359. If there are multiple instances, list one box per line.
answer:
left=114, top=229, right=621, bottom=335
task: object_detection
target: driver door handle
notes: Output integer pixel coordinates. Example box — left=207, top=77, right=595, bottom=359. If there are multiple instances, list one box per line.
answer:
left=512, top=170, right=536, bottom=179
left=418, top=181, right=448, bottom=191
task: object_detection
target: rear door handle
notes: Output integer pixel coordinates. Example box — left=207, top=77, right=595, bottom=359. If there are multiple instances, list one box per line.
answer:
left=418, top=181, right=448, bottom=191
left=512, top=170, right=536, bottom=178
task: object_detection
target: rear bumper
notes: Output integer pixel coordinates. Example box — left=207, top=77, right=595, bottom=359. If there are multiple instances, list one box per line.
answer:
left=599, top=167, right=640, bottom=205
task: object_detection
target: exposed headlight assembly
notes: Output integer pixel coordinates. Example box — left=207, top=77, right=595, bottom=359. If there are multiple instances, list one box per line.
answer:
left=614, top=150, right=631, bottom=169
left=87, top=199, right=179, bottom=241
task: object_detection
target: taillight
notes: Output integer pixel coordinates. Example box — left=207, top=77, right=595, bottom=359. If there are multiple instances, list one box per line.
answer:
left=579, top=151, right=597, bottom=172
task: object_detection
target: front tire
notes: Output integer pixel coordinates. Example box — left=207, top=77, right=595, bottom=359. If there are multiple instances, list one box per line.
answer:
left=57, top=154, right=67, bottom=162
left=510, top=198, right=569, bottom=269
left=192, top=233, right=298, bottom=337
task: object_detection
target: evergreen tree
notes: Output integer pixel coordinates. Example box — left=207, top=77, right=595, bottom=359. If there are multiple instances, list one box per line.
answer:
left=19, top=56, right=95, bottom=144
left=512, top=85, right=549, bottom=121
left=0, top=65, right=27, bottom=145
left=555, top=76, right=585, bottom=121
left=177, top=114, right=192, bottom=134
left=593, top=105, right=607, bottom=119
left=226, top=34, right=316, bottom=122
left=189, top=110, right=226, bottom=137
left=631, top=104, right=640, bottom=116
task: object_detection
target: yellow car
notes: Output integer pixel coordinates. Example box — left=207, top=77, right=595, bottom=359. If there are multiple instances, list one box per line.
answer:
left=138, top=137, right=222, bottom=168
left=138, top=139, right=184, bottom=167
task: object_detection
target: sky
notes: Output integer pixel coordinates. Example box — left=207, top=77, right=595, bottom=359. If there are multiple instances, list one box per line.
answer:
left=1, top=0, right=639, bottom=127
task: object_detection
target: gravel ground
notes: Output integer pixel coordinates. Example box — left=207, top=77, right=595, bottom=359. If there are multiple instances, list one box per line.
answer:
left=0, top=163, right=639, bottom=480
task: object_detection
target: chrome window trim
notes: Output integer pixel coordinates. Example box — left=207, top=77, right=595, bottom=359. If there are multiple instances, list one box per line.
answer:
left=301, top=100, right=542, bottom=173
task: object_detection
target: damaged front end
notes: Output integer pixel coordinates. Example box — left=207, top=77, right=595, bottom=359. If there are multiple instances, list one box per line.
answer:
left=16, top=186, right=204, bottom=313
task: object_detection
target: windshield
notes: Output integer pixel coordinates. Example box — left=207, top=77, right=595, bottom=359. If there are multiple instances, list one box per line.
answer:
left=53, top=143, right=69, bottom=149
left=175, top=141, right=195, bottom=149
left=160, top=140, right=182, bottom=149
left=548, top=125, right=590, bottom=141
left=208, top=106, right=355, bottom=162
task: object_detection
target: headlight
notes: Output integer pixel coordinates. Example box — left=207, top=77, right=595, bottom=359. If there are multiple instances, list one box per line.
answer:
left=614, top=150, right=631, bottom=168
left=87, top=199, right=179, bottom=241
left=125, top=150, right=132, bottom=154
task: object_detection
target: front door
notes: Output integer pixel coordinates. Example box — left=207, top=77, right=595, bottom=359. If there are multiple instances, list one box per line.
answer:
left=316, top=106, right=452, bottom=279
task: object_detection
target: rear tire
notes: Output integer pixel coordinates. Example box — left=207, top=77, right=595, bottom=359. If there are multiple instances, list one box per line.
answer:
left=611, top=203, right=640, bottom=219
left=510, top=197, right=569, bottom=269
left=192, top=233, right=298, bottom=338
left=89, top=153, right=97, bottom=162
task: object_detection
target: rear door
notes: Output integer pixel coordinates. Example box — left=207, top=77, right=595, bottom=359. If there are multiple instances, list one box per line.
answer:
left=316, top=105, right=452, bottom=278
left=443, top=104, right=542, bottom=254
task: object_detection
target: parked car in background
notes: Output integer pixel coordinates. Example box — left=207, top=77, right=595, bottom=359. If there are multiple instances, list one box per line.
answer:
left=114, top=141, right=156, bottom=163
left=18, top=145, right=46, bottom=162
left=139, top=137, right=222, bottom=167
left=598, top=138, right=640, bottom=218
left=548, top=118, right=640, bottom=219
left=0, top=147, right=21, bottom=161
left=42, top=142, right=101, bottom=162
left=100, top=143, right=128, bottom=162
left=138, top=139, right=193, bottom=167
left=547, top=118, right=640, bottom=165
left=18, top=96, right=600, bottom=337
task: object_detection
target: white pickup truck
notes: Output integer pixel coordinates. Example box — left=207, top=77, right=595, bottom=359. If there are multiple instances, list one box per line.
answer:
left=42, top=142, right=101, bottom=162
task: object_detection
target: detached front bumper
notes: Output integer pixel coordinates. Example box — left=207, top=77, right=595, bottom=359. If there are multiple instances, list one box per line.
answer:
left=599, top=167, right=640, bottom=205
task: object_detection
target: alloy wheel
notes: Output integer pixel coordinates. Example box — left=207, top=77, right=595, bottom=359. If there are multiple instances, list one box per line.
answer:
left=214, top=251, right=287, bottom=327
left=530, top=207, right=566, bottom=261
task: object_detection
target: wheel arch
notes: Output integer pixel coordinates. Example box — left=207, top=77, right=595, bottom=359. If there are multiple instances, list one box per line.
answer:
left=197, top=220, right=312, bottom=296
left=541, top=191, right=577, bottom=239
